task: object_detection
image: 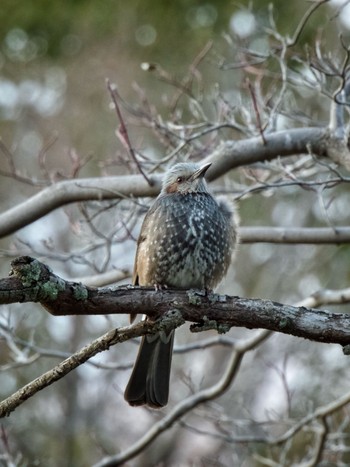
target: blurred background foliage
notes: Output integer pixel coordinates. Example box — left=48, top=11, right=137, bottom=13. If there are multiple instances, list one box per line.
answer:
left=0, top=0, right=347, bottom=167
left=1, top=1, right=350, bottom=466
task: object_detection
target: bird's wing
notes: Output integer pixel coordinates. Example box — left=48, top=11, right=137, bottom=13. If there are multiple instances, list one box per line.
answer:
left=130, top=199, right=163, bottom=322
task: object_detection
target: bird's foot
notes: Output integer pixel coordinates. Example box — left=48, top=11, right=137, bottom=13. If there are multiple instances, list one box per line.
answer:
left=154, top=283, right=168, bottom=291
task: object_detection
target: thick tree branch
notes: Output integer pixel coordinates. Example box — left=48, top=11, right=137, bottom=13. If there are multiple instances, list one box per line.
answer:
left=0, top=127, right=332, bottom=239
left=207, top=127, right=328, bottom=179
left=2, top=256, right=350, bottom=347
left=0, top=174, right=160, bottom=239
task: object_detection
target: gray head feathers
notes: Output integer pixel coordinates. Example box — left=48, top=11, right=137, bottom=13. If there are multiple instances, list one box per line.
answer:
left=161, top=162, right=211, bottom=195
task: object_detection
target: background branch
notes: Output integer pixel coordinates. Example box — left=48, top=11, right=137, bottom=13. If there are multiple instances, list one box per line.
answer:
left=0, top=315, right=184, bottom=418
left=0, top=127, right=330, bottom=239
left=0, top=175, right=160, bottom=238
left=239, top=226, right=350, bottom=244
left=93, top=329, right=271, bottom=467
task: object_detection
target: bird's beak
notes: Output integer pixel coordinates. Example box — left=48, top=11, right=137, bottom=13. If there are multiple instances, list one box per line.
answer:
left=192, top=162, right=212, bottom=180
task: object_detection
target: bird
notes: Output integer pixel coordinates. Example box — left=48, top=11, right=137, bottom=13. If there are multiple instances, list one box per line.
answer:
left=124, top=161, right=239, bottom=408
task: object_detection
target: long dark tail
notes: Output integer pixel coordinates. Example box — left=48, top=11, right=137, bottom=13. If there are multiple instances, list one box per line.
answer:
left=124, top=330, right=175, bottom=408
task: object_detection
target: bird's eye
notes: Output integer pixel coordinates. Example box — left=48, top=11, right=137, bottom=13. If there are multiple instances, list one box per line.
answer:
left=177, top=176, right=184, bottom=183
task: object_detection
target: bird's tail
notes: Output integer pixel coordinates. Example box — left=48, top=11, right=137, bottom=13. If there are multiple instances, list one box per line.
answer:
left=124, top=330, right=174, bottom=408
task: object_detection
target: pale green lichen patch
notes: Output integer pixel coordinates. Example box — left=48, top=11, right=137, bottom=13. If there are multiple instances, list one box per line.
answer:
left=187, top=290, right=203, bottom=306
left=55, top=277, right=66, bottom=291
left=190, top=315, right=231, bottom=334
left=20, top=260, right=42, bottom=287
left=40, top=280, right=60, bottom=301
left=72, top=284, right=88, bottom=301
left=217, top=323, right=231, bottom=334
left=208, top=293, right=224, bottom=304
left=39, top=277, right=66, bottom=301
left=279, top=317, right=289, bottom=329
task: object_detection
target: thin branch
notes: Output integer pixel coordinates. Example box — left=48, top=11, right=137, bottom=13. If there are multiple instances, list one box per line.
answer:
left=170, top=40, right=213, bottom=111
left=107, top=80, right=152, bottom=185
left=287, top=0, right=330, bottom=48
left=174, top=335, right=236, bottom=353
left=235, top=174, right=346, bottom=199
left=0, top=139, right=48, bottom=187
left=246, top=78, right=267, bottom=144
left=69, top=268, right=130, bottom=287
left=0, top=313, right=185, bottom=418
left=329, top=67, right=350, bottom=139
left=93, top=329, right=271, bottom=467
left=300, top=417, right=328, bottom=467
left=272, top=388, right=350, bottom=446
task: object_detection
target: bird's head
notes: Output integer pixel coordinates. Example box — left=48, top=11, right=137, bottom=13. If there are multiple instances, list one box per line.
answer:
left=161, top=162, right=211, bottom=195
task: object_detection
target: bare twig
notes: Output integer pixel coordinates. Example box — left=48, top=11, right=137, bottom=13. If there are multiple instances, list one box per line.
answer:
left=246, top=78, right=267, bottom=144
left=0, top=139, right=47, bottom=187
left=287, top=0, right=330, bottom=47
left=107, top=79, right=152, bottom=185
left=170, top=40, right=213, bottom=111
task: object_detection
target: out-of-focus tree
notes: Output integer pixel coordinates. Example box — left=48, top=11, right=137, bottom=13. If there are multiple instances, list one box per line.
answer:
left=2, top=1, right=350, bottom=466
